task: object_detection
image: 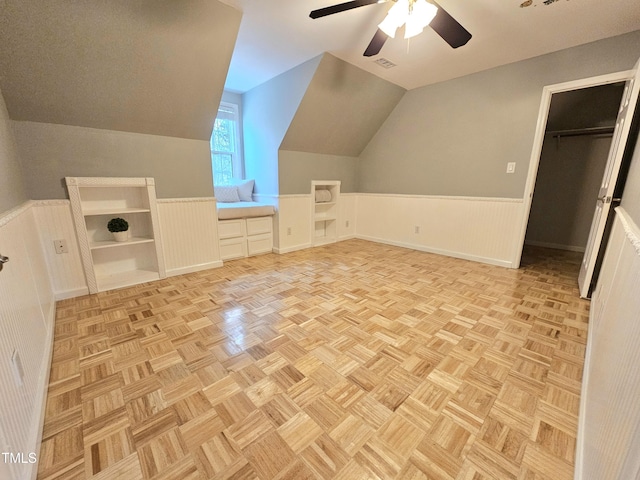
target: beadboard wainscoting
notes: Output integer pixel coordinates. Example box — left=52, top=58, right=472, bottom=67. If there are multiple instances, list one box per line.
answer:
left=273, top=193, right=358, bottom=253
left=338, top=192, right=357, bottom=241
left=157, top=198, right=222, bottom=276
left=356, top=194, right=525, bottom=268
left=575, top=207, right=640, bottom=479
left=0, top=202, right=56, bottom=480
left=274, top=194, right=312, bottom=254
left=32, top=198, right=224, bottom=293
left=32, top=200, right=88, bottom=300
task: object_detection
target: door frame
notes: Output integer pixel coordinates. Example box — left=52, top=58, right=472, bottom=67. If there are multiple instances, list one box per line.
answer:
left=512, top=69, right=636, bottom=268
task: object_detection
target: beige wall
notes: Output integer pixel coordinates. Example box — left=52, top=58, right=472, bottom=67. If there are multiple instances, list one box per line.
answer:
left=13, top=121, right=213, bottom=199
left=0, top=0, right=241, bottom=141
left=358, top=30, right=640, bottom=198
left=281, top=54, right=405, bottom=157
left=0, top=88, right=28, bottom=213
left=278, top=151, right=359, bottom=194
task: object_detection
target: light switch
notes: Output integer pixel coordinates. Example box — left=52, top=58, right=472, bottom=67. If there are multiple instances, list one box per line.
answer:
left=506, top=162, right=516, bottom=174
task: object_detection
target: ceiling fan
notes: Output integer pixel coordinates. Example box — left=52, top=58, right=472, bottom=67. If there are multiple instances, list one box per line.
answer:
left=310, top=0, right=472, bottom=57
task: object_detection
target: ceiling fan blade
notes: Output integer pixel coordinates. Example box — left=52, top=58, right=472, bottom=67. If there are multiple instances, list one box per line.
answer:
left=363, top=28, right=388, bottom=57
left=430, top=2, right=472, bottom=48
left=310, top=0, right=380, bottom=19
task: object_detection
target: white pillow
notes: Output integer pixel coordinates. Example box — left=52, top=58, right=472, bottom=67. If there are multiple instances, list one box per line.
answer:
left=214, top=185, right=240, bottom=203
left=233, top=179, right=255, bottom=202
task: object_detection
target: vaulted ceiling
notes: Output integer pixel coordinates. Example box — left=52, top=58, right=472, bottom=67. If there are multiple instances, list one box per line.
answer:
left=0, top=0, right=241, bottom=140
left=225, top=0, right=640, bottom=92
left=1, top=0, right=639, bottom=143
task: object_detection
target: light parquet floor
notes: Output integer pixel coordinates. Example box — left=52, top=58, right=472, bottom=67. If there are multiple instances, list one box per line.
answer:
left=38, top=240, right=589, bottom=480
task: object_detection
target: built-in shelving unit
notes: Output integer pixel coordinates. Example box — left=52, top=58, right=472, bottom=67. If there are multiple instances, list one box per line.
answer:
left=66, top=177, right=166, bottom=293
left=311, top=180, right=340, bottom=246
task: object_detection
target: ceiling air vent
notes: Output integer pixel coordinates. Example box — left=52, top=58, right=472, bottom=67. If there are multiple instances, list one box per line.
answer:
left=374, top=58, right=396, bottom=69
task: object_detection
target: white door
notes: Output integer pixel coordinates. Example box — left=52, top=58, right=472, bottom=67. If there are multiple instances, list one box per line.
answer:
left=578, top=59, right=640, bottom=298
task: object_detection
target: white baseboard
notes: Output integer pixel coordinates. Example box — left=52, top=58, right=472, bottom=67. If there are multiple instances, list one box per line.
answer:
left=356, top=234, right=514, bottom=268
left=273, top=243, right=312, bottom=254
left=166, top=261, right=223, bottom=277
left=29, top=302, right=56, bottom=480
left=274, top=235, right=514, bottom=268
left=525, top=240, right=586, bottom=253
left=54, top=286, right=89, bottom=301
left=338, top=234, right=357, bottom=242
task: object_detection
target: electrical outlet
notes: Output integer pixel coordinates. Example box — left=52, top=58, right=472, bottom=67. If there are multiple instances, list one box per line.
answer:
left=506, top=162, right=516, bottom=174
left=346, top=220, right=350, bottom=228
left=287, top=227, right=292, bottom=236
left=54, top=239, right=68, bottom=254
left=414, top=226, right=420, bottom=234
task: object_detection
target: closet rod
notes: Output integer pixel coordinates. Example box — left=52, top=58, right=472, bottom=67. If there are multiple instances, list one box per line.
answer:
left=547, top=126, right=615, bottom=138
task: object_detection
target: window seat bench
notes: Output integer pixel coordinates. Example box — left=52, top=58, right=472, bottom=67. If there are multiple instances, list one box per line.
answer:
left=216, top=202, right=275, bottom=260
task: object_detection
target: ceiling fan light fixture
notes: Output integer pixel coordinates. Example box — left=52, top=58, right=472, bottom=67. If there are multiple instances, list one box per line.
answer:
left=405, top=0, right=437, bottom=38
left=378, top=0, right=408, bottom=38
left=378, top=16, right=398, bottom=37
left=378, top=0, right=438, bottom=40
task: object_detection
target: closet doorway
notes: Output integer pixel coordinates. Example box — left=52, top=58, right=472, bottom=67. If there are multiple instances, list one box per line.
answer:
left=524, top=84, right=625, bottom=254
left=515, top=65, right=640, bottom=297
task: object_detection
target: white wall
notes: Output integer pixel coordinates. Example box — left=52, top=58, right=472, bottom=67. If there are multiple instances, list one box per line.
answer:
left=574, top=100, right=640, bottom=478
left=275, top=195, right=313, bottom=253
left=621, top=121, right=640, bottom=224
left=31, top=201, right=87, bottom=300
left=157, top=198, right=222, bottom=276
left=0, top=204, right=55, bottom=480
left=575, top=208, right=640, bottom=479
left=273, top=192, right=357, bottom=253
left=271, top=192, right=520, bottom=267
left=243, top=56, right=321, bottom=195
left=356, top=194, right=524, bottom=267
left=0, top=87, right=54, bottom=480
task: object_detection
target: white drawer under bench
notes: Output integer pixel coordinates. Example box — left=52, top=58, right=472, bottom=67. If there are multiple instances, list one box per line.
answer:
left=218, top=216, right=273, bottom=261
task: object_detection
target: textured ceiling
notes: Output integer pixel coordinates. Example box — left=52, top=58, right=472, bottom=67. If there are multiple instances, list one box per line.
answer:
left=225, top=0, right=640, bottom=92
left=0, top=0, right=241, bottom=140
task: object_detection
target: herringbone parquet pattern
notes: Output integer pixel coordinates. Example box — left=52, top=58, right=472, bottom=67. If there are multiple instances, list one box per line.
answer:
left=38, top=240, right=589, bottom=479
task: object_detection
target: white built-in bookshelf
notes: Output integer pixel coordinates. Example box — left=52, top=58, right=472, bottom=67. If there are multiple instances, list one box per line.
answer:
left=66, top=177, right=166, bottom=293
left=311, top=180, right=340, bottom=246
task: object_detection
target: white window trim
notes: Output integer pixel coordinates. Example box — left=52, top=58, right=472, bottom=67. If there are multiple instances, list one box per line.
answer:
left=212, top=101, right=244, bottom=183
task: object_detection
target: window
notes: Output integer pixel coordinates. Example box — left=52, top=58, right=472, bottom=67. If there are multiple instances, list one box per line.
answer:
left=211, top=102, right=243, bottom=185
